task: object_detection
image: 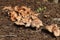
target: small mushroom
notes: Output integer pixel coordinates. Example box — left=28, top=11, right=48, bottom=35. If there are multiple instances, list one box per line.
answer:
left=46, top=24, right=60, bottom=36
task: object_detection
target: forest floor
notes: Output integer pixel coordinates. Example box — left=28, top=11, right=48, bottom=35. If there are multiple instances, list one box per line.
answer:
left=0, top=0, right=60, bottom=40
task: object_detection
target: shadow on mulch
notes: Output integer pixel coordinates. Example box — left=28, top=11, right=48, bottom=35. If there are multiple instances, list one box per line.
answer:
left=41, top=29, right=56, bottom=38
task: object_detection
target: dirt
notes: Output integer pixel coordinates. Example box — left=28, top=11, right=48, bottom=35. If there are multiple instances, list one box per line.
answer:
left=0, top=0, right=60, bottom=40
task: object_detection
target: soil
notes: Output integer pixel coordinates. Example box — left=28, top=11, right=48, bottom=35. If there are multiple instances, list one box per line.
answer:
left=0, top=0, right=60, bottom=40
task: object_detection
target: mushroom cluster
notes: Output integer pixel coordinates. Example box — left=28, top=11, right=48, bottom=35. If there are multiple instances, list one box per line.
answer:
left=3, top=6, right=60, bottom=36
left=3, top=6, right=43, bottom=29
